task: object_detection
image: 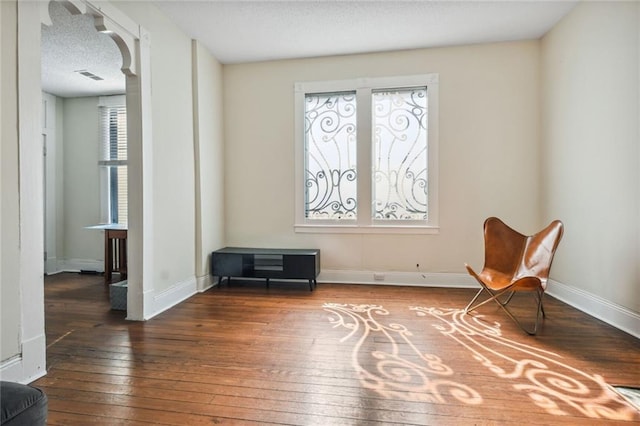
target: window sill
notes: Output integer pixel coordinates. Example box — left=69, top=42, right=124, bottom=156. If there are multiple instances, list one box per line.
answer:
left=294, top=224, right=440, bottom=235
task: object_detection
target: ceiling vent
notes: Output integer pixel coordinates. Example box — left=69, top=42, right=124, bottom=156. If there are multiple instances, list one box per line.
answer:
left=75, top=70, right=104, bottom=81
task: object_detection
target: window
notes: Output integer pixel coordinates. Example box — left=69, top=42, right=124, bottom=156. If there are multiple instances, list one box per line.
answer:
left=304, top=91, right=357, bottom=220
left=98, top=96, right=127, bottom=225
left=295, top=75, right=439, bottom=233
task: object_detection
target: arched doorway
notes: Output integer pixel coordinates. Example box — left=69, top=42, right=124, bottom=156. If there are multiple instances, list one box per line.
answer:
left=39, top=0, right=152, bottom=321
left=17, top=0, right=152, bottom=337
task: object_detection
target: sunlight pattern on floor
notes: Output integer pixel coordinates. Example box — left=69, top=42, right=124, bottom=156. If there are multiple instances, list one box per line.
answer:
left=323, top=303, right=482, bottom=405
left=411, top=306, right=637, bottom=420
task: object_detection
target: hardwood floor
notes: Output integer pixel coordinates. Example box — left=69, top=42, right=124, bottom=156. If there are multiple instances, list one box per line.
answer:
left=35, top=273, right=639, bottom=425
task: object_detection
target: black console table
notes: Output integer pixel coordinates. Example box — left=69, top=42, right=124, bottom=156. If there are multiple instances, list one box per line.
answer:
left=211, top=247, right=320, bottom=291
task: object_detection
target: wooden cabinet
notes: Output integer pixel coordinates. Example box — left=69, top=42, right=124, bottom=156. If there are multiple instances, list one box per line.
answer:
left=211, top=247, right=320, bottom=291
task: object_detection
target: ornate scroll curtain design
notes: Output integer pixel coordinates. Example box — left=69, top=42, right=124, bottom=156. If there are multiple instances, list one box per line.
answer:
left=372, top=88, right=428, bottom=220
left=304, top=93, right=357, bottom=219
left=304, top=87, right=429, bottom=221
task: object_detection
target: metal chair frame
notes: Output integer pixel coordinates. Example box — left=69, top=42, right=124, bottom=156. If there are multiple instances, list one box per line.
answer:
left=464, top=217, right=564, bottom=335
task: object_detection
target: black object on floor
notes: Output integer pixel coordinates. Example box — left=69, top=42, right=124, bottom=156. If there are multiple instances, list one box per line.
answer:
left=0, top=381, right=48, bottom=425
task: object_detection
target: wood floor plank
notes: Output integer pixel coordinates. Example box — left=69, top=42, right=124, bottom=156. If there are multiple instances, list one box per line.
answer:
left=33, top=273, right=640, bottom=424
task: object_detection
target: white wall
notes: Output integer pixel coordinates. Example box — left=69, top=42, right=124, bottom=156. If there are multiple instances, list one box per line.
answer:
left=43, top=92, right=59, bottom=274
left=1, top=0, right=47, bottom=383
left=541, top=2, right=639, bottom=319
left=192, top=40, right=225, bottom=290
left=41, top=92, right=106, bottom=275
left=223, top=41, right=541, bottom=276
left=62, top=97, right=104, bottom=269
left=1, top=0, right=21, bottom=364
left=55, top=95, right=65, bottom=268
left=115, top=1, right=197, bottom=298
left=2, top=0, right=228, bottom=382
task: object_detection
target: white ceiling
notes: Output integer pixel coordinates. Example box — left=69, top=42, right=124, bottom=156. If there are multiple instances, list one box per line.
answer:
left=41, top=0, right=578, bottom=98
left=155, top=0, right=578, bottom=64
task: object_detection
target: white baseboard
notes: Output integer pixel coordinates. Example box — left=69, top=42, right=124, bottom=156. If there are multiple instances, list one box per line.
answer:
left=318, top=270, right=639, bottom=338
left=60, top=258, right=103, bottom=273
left=45, top=256, right=62, bottom=275
left=0, top=334, right=47, bottom=384
left=546, top=279, right=640, bottom=339
left=196, top=274, right=214, bottom=292
left=319, top=269, right=477, bottom=288
left=146, top=276, right=197, bottom=319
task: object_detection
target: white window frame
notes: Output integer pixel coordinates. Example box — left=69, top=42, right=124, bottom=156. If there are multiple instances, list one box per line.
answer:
left=294, top=74, right=439, bottom=234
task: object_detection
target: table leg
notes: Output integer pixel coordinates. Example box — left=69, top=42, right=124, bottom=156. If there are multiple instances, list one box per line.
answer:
left=118, top=237, right=127, bottom=280
left=105, top=233, right=113, bottom=284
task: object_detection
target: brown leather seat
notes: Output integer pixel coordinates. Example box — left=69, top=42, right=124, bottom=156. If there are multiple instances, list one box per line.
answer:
left=464, top=217, right=564, bottom=335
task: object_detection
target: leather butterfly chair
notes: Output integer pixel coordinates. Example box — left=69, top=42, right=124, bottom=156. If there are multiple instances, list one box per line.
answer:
left=464, top=217, right=564, bottom=335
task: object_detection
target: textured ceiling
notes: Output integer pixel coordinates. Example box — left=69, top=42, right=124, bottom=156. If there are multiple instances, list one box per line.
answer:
left=154, top=0, right=578, bottom=64
left=41, top=0, right=577, bottom=98
left=41, top=1, right=125, bottom=98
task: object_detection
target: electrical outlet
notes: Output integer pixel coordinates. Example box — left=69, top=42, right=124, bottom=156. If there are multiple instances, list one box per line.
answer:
left=373, top=272, right=385, bottom=281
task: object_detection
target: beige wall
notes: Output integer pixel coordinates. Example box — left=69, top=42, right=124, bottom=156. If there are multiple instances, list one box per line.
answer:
left=1, top=0, right=21, bottom=363
left=192, top=41, right=225, bottom=284
left=223, top=41, right=541, bottom=273
left=541, top=1, right=639, bottom=313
